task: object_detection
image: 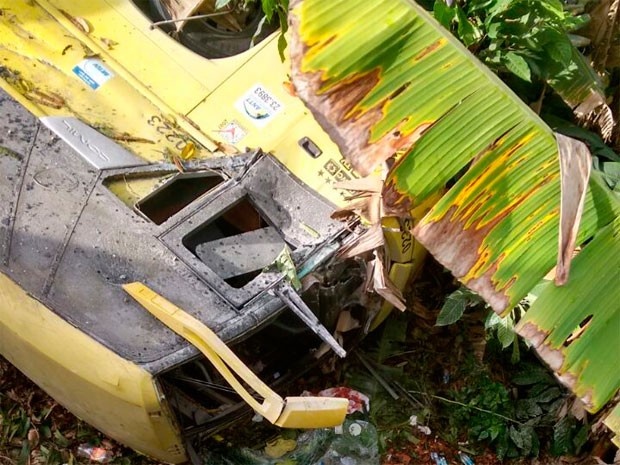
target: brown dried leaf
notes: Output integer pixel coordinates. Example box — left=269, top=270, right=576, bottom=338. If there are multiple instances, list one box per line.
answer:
left=282, top=81, right=297, bottom=97
left=60, top=10, right=92, bottom=34
left=570, top=398, right=587, bottom=420
left=27, top=428, right=39, bottom=448
left=333, top=175, right=386, bottom=223
left=331, top=197, right=371, bottom=221
left=368, top=250, right=406, bottom=311
left=26, top=89, right=65, bottom=110
left=159, top=0, right=240, bottom=31
left=575, top=93, right=616, bottom=142
left=335, top=310, right=361, bottom=332
left=338, top=222, right=385, bottom=258
left=160, top=0, right=205, bottom=22
left=582, top=0, right=619, bottom=72
left=333, top=176, right=383, bottom=193
left=555, top=134, right=592, bottom=285
left=100, top=37, right=118, bottom=50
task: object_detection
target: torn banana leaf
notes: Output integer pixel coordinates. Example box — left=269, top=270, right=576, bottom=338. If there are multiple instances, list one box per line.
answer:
left=516, top=216, right=620, bottom=412
left=290, top=0, right=619, bottom=315
left=605, top=404, right=620, bottom=448
left=548, top=47, right=616, bottom=142
left=290, top=0, right=620, bottom=414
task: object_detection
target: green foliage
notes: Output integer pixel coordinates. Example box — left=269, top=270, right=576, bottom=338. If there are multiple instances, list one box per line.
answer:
left=436, top=288, right=483, bottom=326
left=436, top=287, right=526, bottom=361
left=436, top=288, right=482, bottom=326
left=213, top=0, right=289, bottom=59
left=432, top=0, right=594, bottom=90
left=374, top=314, right=409, bottom=363
left=258, top=0, right=289, bottom=59
left=544, top=114, right=620, bottom=163
left=551, top=415, right=589, bottom=456
left=445, top=361, right=587, bottom=459
left=484, top=305, right=530, bottom=363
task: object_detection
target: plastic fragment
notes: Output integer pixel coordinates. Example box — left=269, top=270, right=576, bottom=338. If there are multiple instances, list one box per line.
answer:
left=458, top=451, right=475, bottom=465
left=430, top=452, right=448, bottom=465
left=417, top=425, right=431, bottom=435
left=321, top=420, right=379, bottom=465
left=315, top=387, right=370, bottom=414
left=76, top=444, right=113, bottom=463
left=264, top=437, right=297, bottom=458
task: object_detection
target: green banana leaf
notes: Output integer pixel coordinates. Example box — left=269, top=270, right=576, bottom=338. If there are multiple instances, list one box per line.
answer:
left=516, top=216, right=620, bottom=411
left=605, top=404, right=620, bottom=447
left=289, top=0, right=620, bottom=414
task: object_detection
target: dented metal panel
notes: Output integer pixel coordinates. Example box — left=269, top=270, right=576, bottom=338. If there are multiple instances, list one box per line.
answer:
left=0, top=89, right=348, bottom=369
left=161, top=155, right=346, bottom=309
left=8, top=133, right=98, bottom=296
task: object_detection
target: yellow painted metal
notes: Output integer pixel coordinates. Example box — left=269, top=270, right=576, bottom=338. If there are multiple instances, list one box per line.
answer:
left=0, top=273, right=186, bottom=464
left=123, top=282, right=349, bottom=428
left=0, top=0, right=216, bottom=158
left=43, top=0, right=268, bottom=115
left=0, top=0, right=365, bottom=207
left=186, top=45, right=362, bottom=206
left=605, top=404, right=620, bottom=447
left=383, top=193, right=442, bottom=265
left=383, top=217, right=415, bottom=264
left=370, top=193, right=443, bottom=330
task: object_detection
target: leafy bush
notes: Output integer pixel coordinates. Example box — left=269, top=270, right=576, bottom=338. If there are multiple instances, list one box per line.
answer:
left=433, top=0, right=589, bottom=83
left=215, top=0, right=290, bottom=56
left=444, top=357, right=589, bottom=459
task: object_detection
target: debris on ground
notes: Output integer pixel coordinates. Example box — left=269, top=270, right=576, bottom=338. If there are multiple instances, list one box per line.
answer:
left=203, top=419, right=379, bottom=465
left=0, top=357, right=160, bottom=465
left=309, top=387, right=370, bottom=415
left=76, top=443, right=114, bottom=463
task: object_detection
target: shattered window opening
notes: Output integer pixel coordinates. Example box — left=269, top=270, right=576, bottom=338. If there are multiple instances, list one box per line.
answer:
left=183, top=196, right=292, bottom=289
left=136, top=172, right=225, bottom=225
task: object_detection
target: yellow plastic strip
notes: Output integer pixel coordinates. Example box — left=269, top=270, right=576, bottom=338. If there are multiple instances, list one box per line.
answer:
left=123, top=282, right=348, bottom=428
left=123, top=282, right=285, bottom=423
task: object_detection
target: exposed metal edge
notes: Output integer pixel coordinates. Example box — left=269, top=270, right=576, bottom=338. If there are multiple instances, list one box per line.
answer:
left=40, top=116, right=148, bottom=170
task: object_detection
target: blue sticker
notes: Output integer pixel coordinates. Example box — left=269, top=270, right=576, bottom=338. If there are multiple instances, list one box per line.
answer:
left=73, top=58, right=114, bottom=90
